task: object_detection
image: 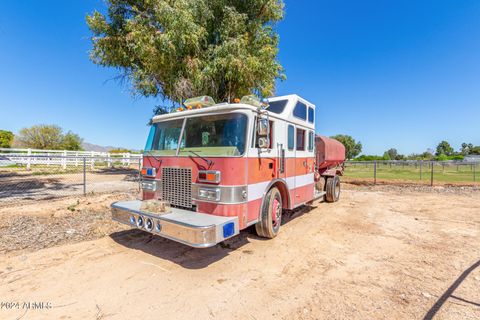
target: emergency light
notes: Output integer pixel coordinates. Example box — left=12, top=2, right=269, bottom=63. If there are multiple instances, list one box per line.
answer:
left=240, top=95, right=268, bottom=108
left=141, top=167, right=156, bottom=177
left=183, top=96, right=216, bottom=110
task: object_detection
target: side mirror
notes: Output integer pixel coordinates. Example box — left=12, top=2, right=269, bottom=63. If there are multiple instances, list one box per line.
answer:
left=258, top=137, right=270, bottom=149
left=257, top=119, right=269, bottom=136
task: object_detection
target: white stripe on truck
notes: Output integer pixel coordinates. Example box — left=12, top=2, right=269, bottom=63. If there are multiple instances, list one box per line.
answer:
left=247, top=173, right=314, bottom=201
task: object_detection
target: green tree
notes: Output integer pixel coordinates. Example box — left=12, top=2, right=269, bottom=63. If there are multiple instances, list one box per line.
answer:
left=86, top=0, right=285, bottom=110
left=435, top=140, right=454, bottom=156
left=110, top=148, right=132, bottom=153
left=471, top=146, right=480, bottom=155
left=16, top=125, right=83, bottom=150
left=330, top=134, right=362, bottom=159
left=386, top=148, right=398, bottom=160
left=0, top=130, right=14, bottom=148
left=461, top=142, right=474, bottom=155
left=61, top=131, right=84, bottom=150
left=353, top=155, right=383, bottom=161
left=436, top=154, right=449, bottom=161
left=421, top=151, right=434, bottom=160
left=382, top=151, right=391, bottom=160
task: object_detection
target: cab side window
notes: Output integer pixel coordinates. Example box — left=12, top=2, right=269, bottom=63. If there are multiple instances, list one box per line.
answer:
left=296, top=128, right=305, bottom=151
left=293, top=101, right=307, bottom=120
left=251, top=117, right=257, bottom=148
left=288, top=125, right=295, bottom=150
left=308, top=107, right=314, bottom=124
left=308, top=131, right=314, bottom=151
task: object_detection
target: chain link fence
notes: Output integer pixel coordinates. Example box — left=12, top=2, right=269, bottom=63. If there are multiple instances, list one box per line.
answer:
left=3, top=155, right=479, bottom=207
left=0, top=154, right=142, bottom=207
left=344, top=160, right=479, bottom=186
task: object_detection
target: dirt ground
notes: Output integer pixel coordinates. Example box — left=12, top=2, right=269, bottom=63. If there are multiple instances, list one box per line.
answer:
left=0, top=184, right=479, bottom=320
left=0, top=170, right=139, bottom=206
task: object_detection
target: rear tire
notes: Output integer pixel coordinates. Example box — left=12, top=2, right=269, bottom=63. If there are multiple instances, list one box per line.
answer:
left=255, top=187, right=282, bottom=238
left=325, top=175, right=341, bottom=203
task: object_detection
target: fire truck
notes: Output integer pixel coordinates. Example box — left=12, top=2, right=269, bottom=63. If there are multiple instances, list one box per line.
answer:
left=112, top=94, right=345, bottom=247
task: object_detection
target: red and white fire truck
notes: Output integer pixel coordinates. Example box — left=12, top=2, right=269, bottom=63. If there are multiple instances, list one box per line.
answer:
left=112, top=94, right=345, bottom=247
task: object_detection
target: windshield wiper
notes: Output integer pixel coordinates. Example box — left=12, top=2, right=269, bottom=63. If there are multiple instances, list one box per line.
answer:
left=186, top=150, right=214, bottom=168
left=144, top=150, right=163, bottom=166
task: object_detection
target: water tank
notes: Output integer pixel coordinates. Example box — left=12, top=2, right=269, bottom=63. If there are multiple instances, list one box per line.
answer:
left=315, top=135, right=345, bottom=170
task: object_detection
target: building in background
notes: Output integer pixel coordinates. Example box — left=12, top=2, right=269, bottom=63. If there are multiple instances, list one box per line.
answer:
left=463, top=155, right=480, bottom=162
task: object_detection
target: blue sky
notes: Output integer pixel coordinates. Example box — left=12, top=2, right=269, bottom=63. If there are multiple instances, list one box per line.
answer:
left=0, top=0, right=479, bottom=154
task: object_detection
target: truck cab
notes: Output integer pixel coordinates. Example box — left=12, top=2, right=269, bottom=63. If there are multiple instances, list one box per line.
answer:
left=112, top=95, right=345, bottom=247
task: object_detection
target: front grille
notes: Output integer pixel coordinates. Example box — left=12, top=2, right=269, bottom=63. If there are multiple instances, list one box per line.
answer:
left=161, top=167, right=192, bottom=208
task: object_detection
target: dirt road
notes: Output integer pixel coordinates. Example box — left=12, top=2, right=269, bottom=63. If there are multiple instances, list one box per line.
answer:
left=1, top=186, right=479, bottom=319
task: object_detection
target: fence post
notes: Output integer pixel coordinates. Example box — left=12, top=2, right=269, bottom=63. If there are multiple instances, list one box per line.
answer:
left=107, top=152, right=112, bottom=168
left=27, top=148, right=31, bottom=170
left=90, top=151, right=95, bottom=170
left=62, top=150, right=67, bottom=170
left=474, top=164, right=476, bottom=183
left=420, top=161, right=422, bottom=180
left=430, top=161, right=434, bottom=187
left=83, top=157, right=87, bottom=195
left=374, top=160, right=377, bottom=185
left=138, top=157, right=142, bottom=191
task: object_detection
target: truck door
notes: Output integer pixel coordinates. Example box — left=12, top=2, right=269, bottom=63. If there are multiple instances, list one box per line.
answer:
left=286, top=124, right=296, bottom=207
left=293, top=126, right=313, bottom=205
left=294, top=127, right=308, bottom=205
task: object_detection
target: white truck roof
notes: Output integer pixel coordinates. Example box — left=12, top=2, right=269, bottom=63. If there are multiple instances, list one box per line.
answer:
left=151, top=94, right=315, bottom=129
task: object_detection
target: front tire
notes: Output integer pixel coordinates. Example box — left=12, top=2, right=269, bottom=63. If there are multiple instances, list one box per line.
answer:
left=255, top=187, right=282, bottom=238
left=325, top=175, right=341, bottom=203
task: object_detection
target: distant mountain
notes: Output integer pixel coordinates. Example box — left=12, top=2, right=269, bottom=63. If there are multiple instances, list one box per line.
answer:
left=81, top=142, right=140, bottom=153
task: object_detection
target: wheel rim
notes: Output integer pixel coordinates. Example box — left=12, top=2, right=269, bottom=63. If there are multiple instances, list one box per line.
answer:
left=272, top=196, right=281, bottom=227
left=335, top=179, right=340, bottom=198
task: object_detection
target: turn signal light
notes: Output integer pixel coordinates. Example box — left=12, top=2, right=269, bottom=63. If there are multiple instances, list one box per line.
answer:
left=198, top=170, right=221, bottom=183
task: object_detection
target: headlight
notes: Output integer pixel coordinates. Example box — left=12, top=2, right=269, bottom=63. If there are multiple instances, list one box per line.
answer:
left=141, top=180, right=157, bottom=191
left=198, top=187, right=221, bottom=201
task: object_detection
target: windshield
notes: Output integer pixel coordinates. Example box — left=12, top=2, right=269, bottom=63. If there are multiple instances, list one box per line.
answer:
left=144, top=113, right=248, bottom=157
left=144, top=119, right=183, bottom=156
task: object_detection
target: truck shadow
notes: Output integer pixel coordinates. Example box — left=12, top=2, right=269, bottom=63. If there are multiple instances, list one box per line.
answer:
left=423, top=259, right=480, bottom=319
left=109, top=228, right=252, bottom=269
left=109, top=204, right=320, bottom=269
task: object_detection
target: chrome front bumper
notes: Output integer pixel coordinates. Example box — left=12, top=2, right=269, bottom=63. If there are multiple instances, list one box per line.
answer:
left=111, top=200, right=239, bottom=248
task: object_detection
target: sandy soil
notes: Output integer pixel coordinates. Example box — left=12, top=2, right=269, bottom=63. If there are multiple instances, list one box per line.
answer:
left=0, top=185, right=479, bottom=320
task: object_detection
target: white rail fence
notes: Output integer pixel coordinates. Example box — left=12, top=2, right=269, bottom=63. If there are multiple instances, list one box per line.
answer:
left=0, top=148, right=143, bottom=170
